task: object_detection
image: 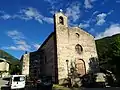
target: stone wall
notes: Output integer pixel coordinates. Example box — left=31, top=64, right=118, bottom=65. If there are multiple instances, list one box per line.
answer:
left=29, top=51, right=41, bottom=79
left=21, top=53, right=30, bottom=76
left=0, top=58, right=9, bottom=78
left=0, top=58, right=9, bottom=72
left=0, top=62, right=9, bottom=71
left=54, top=12, right=98, bottom=84
left=40, top=34, right=56, bottom=82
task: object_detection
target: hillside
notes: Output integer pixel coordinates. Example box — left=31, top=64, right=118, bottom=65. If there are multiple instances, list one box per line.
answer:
left=95, top=34, right=120, bottom=82
left=0, top=49, right=21, bottom=74
left=0, top=49, right=19, bottom=64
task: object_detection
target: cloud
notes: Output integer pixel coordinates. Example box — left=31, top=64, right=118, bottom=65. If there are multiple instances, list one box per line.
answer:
left=1, top=14, right=11, bottom=20
left=96, top=13, right=107, bottom=25
left=15, top=40, right=31, bottom=51
left=89, top=28, right=95, bottom=33
left=93, top=11, right=99, bottom=15
left=0, top=7, right=53, bottom=24
left=18, top=7, right=53, bottom=24
left=108, top=10, right=114, bottom=15
left=78, top=11, right=98, bottom=29
left=3, top=30, right=31, bottom=51
left=3, top=30, right=41, bottom=51
left=84, top=0, right=93, bottom=9
left=0, top=11, right=11, bottom=20
left=44, top=0, right=81, bottom=24
left=84, top=0, right=97, bottom=9
left=95, top=24, right=120, bottom=40
left=4, top=46, right=19, bottom=50
left=91, top=0, right=97, bottom=1
left=15, top=40, right=30, bottom=48
left=79, top=23, right=90, bottom=29
left=44, top=0, right=54, bottom=5
left=95, top=10, right=113, bottom=26
left=33, top=44, right=41, bottom=50
left=44, top=0, right=59, bottom=15
left=19, top=7, right=43, bottom=23
left=4, top=44, right=31, bottom=51
left=43, top=17, right=53, bottom=24
left=65, top=2, right=81, bottom=22
left=116, top=0, right=120, bottom=3
left=7, top=30, right=25, bottom=40
left=78, top=11, right=98, bottom=28
left=87, top=11, right=99, bottom=23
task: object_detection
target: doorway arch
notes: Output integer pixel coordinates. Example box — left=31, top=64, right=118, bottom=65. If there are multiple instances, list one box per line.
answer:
left=76, top=59, right=86, bottom=76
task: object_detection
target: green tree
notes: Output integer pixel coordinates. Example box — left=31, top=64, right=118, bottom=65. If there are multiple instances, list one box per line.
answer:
left=9, top=63, right=21, bottom=75
left=96, top=34, right=120, bottom=84
left=109, top=36, right=120, bottom=77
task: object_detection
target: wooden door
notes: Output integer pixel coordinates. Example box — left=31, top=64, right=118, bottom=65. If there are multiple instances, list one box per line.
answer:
left=76, top=59, right=86, bottom=76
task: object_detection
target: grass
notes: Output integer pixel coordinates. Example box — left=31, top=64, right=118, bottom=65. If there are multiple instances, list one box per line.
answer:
left=52, top=84, right=79, bottom=90
left=52, top=84, right=70, bottom=90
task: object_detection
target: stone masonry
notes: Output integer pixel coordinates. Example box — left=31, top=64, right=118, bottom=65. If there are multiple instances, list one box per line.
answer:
left=21, top=11, right=98, bottom=85
left=54, top=12, right=98, bottom=84
left=21, top=53, right=30, bottom=76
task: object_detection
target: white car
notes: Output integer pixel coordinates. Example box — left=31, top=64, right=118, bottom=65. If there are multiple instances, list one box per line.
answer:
left=3, top=75, right=26, bottom=90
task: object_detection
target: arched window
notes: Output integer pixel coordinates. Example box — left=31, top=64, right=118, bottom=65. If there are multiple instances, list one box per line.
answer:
left=59, top=16, right=64, bottom=25
left=75, top=44, right=83, bottom=54
left=75, top=33, right=80, bottom=38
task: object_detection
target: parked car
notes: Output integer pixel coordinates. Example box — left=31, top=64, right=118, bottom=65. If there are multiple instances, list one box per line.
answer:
left=2, top=75, right=26, bottom=90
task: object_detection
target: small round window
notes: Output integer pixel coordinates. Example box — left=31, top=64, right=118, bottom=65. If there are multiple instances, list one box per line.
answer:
left=75, top=44, right=83, bottom=54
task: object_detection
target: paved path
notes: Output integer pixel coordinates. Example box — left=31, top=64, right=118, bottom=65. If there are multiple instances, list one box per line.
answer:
left=0, top=79, right=120, bottom=90
left=52, top=87, right=120, bottom=90
left=1, top=86, right=120, bottom=90
left=0, top=78, right=8, bottom=90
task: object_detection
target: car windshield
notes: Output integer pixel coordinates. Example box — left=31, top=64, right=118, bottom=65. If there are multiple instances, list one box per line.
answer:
left=13, top=76, right=25, bottom=81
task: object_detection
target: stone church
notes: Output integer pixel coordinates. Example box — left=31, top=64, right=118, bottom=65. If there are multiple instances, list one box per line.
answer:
left=21, top=12, right=98, bottom=84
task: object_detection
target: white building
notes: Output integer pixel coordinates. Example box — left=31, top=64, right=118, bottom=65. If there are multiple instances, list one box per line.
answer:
left=0, top=58, right=9, bottom=78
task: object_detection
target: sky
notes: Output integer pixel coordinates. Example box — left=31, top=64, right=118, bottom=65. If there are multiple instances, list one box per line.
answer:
left=0, top=0, right=120, bottom=59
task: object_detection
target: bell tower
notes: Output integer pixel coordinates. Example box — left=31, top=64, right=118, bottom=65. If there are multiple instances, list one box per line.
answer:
left=54, top=10, right=68, bottom=28
left=54, top=10, right=69, bottom=84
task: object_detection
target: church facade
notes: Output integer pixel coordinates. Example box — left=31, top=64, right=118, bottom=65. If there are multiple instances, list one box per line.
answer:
left=21, top=12, right=98, bottom=84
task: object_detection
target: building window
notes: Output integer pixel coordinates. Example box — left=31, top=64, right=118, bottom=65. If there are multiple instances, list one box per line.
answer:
left=76, top=33, right=80, bottom=38
left=75, top=44, right=83, bottom=54
left=59, top=16, right=64, bottom=25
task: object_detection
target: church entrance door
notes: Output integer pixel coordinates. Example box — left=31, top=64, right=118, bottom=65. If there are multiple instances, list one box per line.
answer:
left=76, top=59, right=86, bottom=76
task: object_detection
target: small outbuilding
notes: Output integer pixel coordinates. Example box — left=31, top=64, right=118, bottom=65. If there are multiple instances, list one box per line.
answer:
left=0, top=58, right=9, bottom=78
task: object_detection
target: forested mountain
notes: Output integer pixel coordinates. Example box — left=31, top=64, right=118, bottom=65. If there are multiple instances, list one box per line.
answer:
left=96, top=34, right=120, bottom=82
left=0, top=49, right=19, bottom=63
left=0, top=49, right=21, bottom=74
